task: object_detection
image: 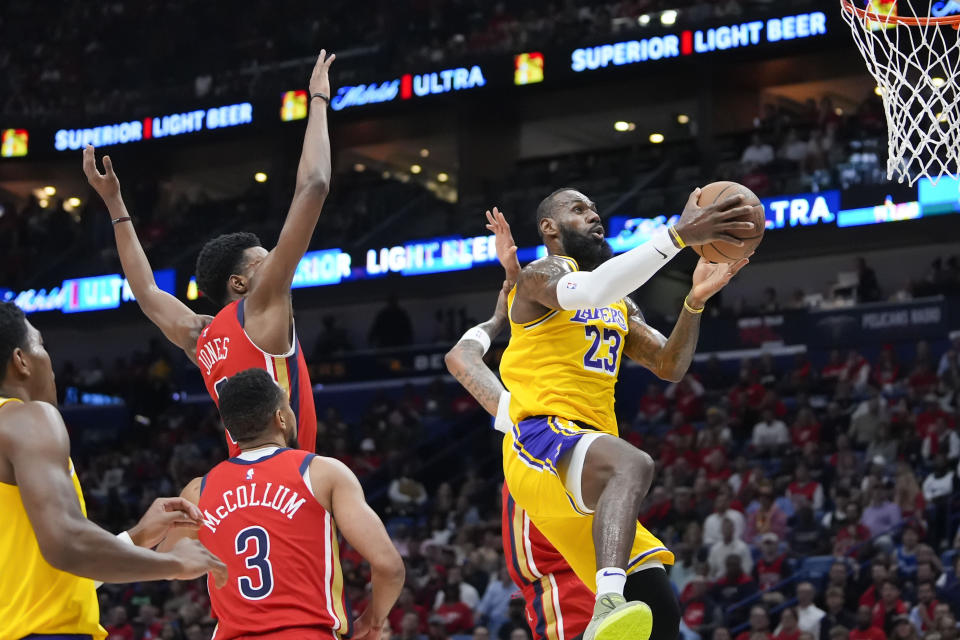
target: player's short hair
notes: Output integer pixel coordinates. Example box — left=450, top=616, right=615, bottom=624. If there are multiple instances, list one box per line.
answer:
left=217, top=368, right=286, bottom=442
left=535, top=187, right=577, bottom=238
left=195, top=232, right=262, bottom=307
left=0, top=302, right=28, bottom=384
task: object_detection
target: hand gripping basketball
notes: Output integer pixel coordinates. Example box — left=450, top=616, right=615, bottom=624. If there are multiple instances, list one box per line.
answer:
left=674, top=187, right=758, bottom=249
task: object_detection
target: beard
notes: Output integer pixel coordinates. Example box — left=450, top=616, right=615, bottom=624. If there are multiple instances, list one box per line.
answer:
left=558, top=225, right=613, bottom=271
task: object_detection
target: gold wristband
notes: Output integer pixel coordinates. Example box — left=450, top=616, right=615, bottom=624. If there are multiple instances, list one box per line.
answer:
left=669, top=225, right=687, bottom=249
left=683, top=297, right=704, bottom=314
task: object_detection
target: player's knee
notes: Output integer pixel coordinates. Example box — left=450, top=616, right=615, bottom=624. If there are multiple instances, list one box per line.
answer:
left=620, top=448, right=654, bottom=485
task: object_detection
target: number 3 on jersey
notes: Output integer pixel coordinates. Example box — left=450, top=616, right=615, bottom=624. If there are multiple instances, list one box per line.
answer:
left=583, top=326, right=622, bottom=375
left=235, top=526, right=274, bottom=600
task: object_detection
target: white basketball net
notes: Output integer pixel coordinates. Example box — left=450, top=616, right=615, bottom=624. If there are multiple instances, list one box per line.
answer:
left=840, top=0, right=960, bottom=185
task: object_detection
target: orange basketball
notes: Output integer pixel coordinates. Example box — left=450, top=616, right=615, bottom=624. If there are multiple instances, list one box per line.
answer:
left=690, top=181, right=766, bottom=263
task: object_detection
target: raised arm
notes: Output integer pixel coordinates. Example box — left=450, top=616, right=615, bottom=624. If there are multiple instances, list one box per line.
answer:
left=510, top=189, right=756, bottom=324
left=243, top=52, right=334, bottom=322
left=1, top=402, right=225, bottom=585
left=624, top=257, right=748, bottom=382
left=314, top=457, right=404, bottom=640
left=83, top=146, right=209, bottom=363
left=444, top=281, right=511, bottom=422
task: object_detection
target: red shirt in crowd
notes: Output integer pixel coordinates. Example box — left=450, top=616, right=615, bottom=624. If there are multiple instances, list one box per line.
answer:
left=872, top=599, right=907, bottom=628
left=637, top=393, right=669, bottom=421
left=791, top=422, right=821, bottom=448
left=849, top=626, right=886, bottom=640
left=434, top=601, right=475, bottom=634
left=787, top=480, right=821, bottom=504
left=388, top=605, right=427, bottom=633
left=736, top=632, right=771, bottom=640
left=774, top=630, right=800, bottom=640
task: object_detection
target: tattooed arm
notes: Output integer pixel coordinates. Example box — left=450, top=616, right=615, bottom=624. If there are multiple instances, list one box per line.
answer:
left=624, top=257, right=750, bottom=382
left=444, top=282, right=511, bottom=420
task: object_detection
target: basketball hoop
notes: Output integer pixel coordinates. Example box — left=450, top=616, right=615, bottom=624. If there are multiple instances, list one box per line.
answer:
left=840, top=1, right=960, bottom=185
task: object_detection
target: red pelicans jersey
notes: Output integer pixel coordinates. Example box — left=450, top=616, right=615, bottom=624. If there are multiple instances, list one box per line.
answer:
left=501, top=484, right=593, bottom=640
left=199, top=447, right=350, bottom=640
left=196, top=299, right=317, bottom=456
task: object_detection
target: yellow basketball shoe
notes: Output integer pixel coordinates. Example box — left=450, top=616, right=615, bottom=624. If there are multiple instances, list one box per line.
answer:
left=583, top=594, right=653, bottom=640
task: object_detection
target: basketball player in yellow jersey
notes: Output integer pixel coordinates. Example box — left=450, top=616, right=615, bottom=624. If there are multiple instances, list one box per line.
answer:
left=500, top=190, right=754, bottom=640
left=0, top=301, right=227, bottom=640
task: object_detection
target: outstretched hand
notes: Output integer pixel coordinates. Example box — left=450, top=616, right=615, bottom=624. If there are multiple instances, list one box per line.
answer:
left=82, top=145, right=121, bottom=203
left=689, top=256, right=750, bottom=306
left=309, top=49, right=336, bottom=97
left=485, top=207, right=520, bottom=286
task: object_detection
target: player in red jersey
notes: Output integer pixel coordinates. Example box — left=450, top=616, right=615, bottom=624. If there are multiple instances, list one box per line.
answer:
left=83, top=51, right=335, bottom=456
left=163, top=368, right=404, bottom=640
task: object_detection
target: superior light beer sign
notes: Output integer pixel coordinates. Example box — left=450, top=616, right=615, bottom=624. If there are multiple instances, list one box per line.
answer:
left=570, top=11, right=827, bottom=72
left=53, top=102, right=254, bottom=151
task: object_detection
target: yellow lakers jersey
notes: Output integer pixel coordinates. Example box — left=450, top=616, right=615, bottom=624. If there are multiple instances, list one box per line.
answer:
left=500, top=257, right=629, bottom=435
left=0, top=396, right=106, bottom=640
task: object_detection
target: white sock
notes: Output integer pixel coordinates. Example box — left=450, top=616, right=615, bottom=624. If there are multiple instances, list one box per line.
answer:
left=595, top=567, right=626, bottom=598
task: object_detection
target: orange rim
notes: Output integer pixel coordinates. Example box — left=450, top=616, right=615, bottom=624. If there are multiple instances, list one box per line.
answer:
left=840, top=0, right=960, bottom=27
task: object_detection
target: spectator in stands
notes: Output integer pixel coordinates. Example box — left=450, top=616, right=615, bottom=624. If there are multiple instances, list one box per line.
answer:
left=313, top=315, right=353, bottom=357
left=474, top=567, right=512, bottom=637
left=780, top=129, right=809, bottom=168
left=636, top=382, right=669, bottom=424
left=866, top=425, right=899, bottom=474
left=704, top=488, right=746, bottom=547
left=850, top=605, right=886, bottom=640
left=861, top=485, right=902, bottom=539
left=388, top=464, right=429, bottom=516
left=398, top=610, right=427, bottom=640
left=856, top=258, right=883, bottom=303
left=796, top=582, right=826, bottom=639
left=788, top=463, right=825, bottom=512
left=790, top=502, right=826, bottom=556
left=746, top=482, right=789, bottom=544
left=105, top=605, right=135, bottom=640
left=497, top=599, right=531, bottom=640
left=826, top=561, right=859, bottom=611
left=897, top=525, right=922, bottom=577
left=434, top=584, right=475, bottom=635
left=835, top=502, right=872, bottom=558
left=910, top=581, right=940, bottom=634
left=917, top=395, right=952, bottom=439
left=755, top=533, right=791, bottom=604
left=681, top=575, right=722, bottom=640
left=752, top=409, right=790, bottom=455
left=774, top=608, right=801, bottom=640
left=735, top=606, right=772, bottom=640
left=922, top=418, right=960, bottom=463
left=892, top=615, right=921, bottom=640
left=791, top=409, right=821, bottom=450
left=427, top=614, right=450, bottom=640
left=713, top=555, right=759, bottom=628
left=741, top=133, right=775, bottom=169
left=849, top=395, right=888, bottom=449
left=894, top=463, right=926, bottom=522
left=935, top=612, right=959, bottom=640
left=873, top=580, right=908, bottom=635
left=936, top=555, right=960, bottom=615
left=923, top=454, right=957, bottom=545
left=708, top=517, right=753, bottom=579
left=665, top=486, right=701, bottom=540
left=821, top=586, right=857, bottom=640
left=369, top=295, right=414, bottom=348
left=390, top=587, right=428, bottom=634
